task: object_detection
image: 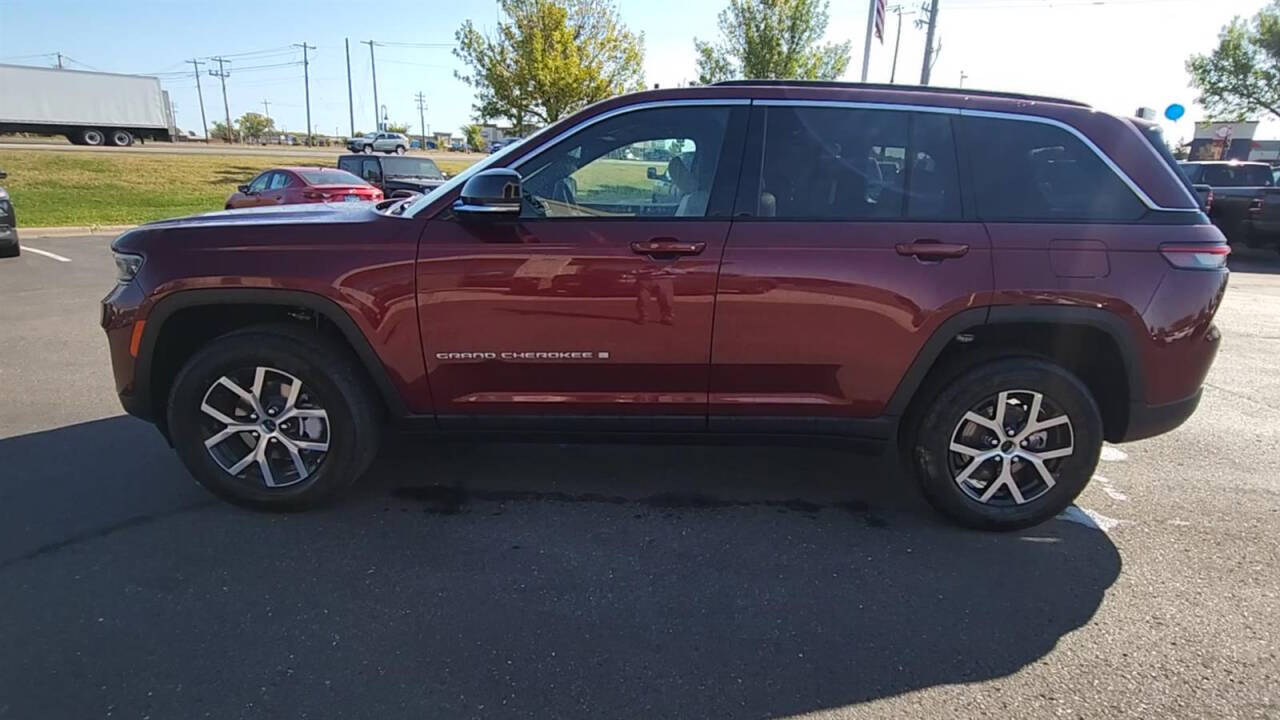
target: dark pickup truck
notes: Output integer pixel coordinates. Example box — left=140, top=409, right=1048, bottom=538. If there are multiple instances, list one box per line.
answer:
left=1180, top=161, right=1278, bottom=248
left=337, top=155, right=449, bottom=198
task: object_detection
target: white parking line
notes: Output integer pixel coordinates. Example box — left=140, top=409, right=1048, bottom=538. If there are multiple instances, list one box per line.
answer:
left=22, top=246, right=72, bottom=263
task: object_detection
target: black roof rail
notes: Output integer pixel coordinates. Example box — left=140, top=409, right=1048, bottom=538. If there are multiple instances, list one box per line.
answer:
left=709, top=80, right=1090, bottom=108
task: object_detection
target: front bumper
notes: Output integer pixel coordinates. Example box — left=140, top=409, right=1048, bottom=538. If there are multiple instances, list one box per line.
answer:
left=0, top=224, right=16, bottom=248
left=101, top=280, right=152, bottom=421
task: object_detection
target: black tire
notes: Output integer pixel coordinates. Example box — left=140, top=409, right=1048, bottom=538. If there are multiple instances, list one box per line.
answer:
left=107, top=129, right=134, bottom=147
left=78, top=128, right=106, bottom=146
left=909, top=358, right=1103, bottom=531
left=361, top=145, right=373, bottom=154
left=394, top=145, right=406, bottom=155
left=0, top=241, right=18, bottom=258
left=167, top=324, right=382, bottom=511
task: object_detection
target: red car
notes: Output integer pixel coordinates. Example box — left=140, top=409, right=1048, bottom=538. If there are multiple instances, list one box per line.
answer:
left=224, top=167, right=382, bottom=210
left=104, top=81, right=1226, bottom=529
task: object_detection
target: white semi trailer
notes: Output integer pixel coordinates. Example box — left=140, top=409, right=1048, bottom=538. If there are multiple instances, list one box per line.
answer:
left=0, top=64, right=176, bottom=146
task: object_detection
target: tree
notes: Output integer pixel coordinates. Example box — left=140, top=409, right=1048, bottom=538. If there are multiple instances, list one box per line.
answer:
left=454, top=0, right=646, bottom=132
left=462, top=123, right=487, bottom=152
left=210, top=121, right=233, bottom=143
left=1187, top=1, right=1280, bottom=122
left=694, top=0, right=851, bottom=84
left=237, top=112, right=275, bottom=143
left=386, top=122, right=411, bottom=134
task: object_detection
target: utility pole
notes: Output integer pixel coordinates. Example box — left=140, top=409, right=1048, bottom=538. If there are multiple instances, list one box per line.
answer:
left=186, top=58, right=209, bottom=142
left=294, top=42, right=315, bottom=145
left=959, top=70, right=968, bottom=88
left=55, top=52, right=64, bottom=69
left=861, top=0, right=876, bottom=82
left=261, top=99, right=271, bottom=119
left=209, top=56, right=233, bottom=144
left=345, top=39, right=355, bottom=137
left=361, top=40, right=380, bottom=131
left=415, top=92, right=427, bottom=151
left=888, top=5, right=911, bottom=83
left=920, top=0, right=939, bottom=85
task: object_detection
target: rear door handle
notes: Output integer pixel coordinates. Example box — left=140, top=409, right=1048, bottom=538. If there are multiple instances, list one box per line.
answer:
left=896, top=240, right=969, bottom=261
left=631, top=238, right=706, bottom=258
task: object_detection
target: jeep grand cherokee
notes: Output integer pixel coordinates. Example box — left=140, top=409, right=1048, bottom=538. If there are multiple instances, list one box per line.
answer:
left=102, top=82, right=1227, bottom=529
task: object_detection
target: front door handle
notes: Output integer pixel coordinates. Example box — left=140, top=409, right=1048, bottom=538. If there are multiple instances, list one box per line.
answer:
left=631, top=238, right=706, bottom=258
left=896, top=240, right=969, bottom=261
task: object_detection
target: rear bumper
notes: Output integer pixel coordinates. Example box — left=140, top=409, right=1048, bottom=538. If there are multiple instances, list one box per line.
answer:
left=0, top=224, right=16, bottom=248
left=1120, top=388, right=1202, bottom=443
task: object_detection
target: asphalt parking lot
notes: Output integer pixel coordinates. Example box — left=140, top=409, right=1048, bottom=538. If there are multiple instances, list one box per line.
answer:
left=1, top=236, right=1277, bottom=719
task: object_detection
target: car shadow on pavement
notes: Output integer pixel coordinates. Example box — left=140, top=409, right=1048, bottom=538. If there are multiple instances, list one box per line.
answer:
left=0, top=417, right=1121, bottom=719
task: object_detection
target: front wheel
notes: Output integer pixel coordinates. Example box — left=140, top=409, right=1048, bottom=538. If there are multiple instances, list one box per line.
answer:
left=361, top=145, right=373, bottom=154
left=394, top=146, right=406, bottom=155
left=909, top=359, right=1102, bottom=530
left=78, top=128, right=106, bottom=146
left=167, top=325, right=382, bottom=510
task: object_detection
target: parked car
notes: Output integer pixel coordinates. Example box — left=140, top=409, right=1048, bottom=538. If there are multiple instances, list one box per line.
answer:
left=224, top=167, right=382, bottom=210
left=103, top=81, right=1226, bottom=530
left=0, top=169, right=16, bottom=258
left=1180, top=160, right=1276, bottom=246
left=346, top=132, right=410, bottom=155
left=337, top=155, right=447, bottom=197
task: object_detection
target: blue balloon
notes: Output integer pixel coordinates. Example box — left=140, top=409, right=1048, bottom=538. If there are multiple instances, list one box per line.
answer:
left=1165, top=103, right=1186, bottom=121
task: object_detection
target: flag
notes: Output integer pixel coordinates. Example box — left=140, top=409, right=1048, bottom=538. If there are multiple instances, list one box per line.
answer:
left=874, top=0, right=887, bottom=42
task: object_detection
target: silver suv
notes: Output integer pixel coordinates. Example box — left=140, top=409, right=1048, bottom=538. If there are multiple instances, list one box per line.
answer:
left=347, top=132, right=409, bottom=155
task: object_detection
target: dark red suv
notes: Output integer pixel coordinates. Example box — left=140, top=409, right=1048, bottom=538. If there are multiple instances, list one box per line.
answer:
left=102, top=82, right=1228, bottom=529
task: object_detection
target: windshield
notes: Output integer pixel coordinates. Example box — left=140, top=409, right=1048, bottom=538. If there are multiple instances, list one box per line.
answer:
left=404, top=123, right=560, bottom=218
left=299, top=169, right=366, bottom=185
left=381, top=157, right=443, bottom=179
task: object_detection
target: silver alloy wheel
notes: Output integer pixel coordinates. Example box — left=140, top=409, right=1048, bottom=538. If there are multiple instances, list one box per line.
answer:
left=362, top=145, right=373, bottom=154
left=199, top=366, right=330, bottom=488
left=82, top=129, right=104, bottom=146
left=395, top=146, right=405, bottom=155
left=110, top=130, right=131, bottom=146
left=947, top=389, right=1074, bottom=506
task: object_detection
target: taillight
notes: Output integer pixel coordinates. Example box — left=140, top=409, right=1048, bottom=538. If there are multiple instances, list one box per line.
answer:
left=303, top=191, right=324, bottom=200
left=1159, top=243, right=1230, bottom=270
left=1206, top=190, right=1213, bottom=212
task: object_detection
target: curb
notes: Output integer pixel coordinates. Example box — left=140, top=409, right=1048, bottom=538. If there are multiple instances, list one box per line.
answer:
left=20, top=224, right=137, bottom=239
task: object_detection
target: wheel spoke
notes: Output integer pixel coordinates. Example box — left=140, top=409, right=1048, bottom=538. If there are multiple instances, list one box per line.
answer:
left=284, top=377, right=302, bottom=411
left=200, top=401, right=239, bottom=426
left=1021, top=453, right=1058, bottom=491
left=979, top=462, right=1011, bottom=502
left=955, top=452, right=995, bottom=486
left=994, top=391, right=1010, bottom=433
left=225, top=441, right=260, bottom=475
left=279, top=407, right=327, bottom=422
left=962, top=411, right=1001, bottom=435
left=204, top=424, right=257, bottom=449
left=1035, top=445, right=1074, bottom=460
left=256, top=441, right=280, bottom=487
left=1025, top=392, right=1043, bottom=433
left=949, top=440, right=987, bottom=457
left=290, top=438, right=329, bottom=452
left=1028, top=414, right=1070, bottom=434
left=216, top=376, right=258, bottom=408
left=251, top=366, right=268, bottom=401
left=278, top=437, right=309, bottom=479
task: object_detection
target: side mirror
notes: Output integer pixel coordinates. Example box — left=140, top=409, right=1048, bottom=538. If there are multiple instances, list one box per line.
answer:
left=455, top=168, right=521, bottom=217
left=237, top=184, right=251, bottom=193
left=646, top=167, right=658, bottom=180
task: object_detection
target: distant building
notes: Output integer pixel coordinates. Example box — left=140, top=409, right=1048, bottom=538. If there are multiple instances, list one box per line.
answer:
left=477, top=123, right=514, bottom=146
left=1187, top=121, right=1278, bottom=162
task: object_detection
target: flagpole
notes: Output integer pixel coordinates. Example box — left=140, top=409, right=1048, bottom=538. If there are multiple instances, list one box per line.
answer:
left=861, top=0, right=877, bottom=82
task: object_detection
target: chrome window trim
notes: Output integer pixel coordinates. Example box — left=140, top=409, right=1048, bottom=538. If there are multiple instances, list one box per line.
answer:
left=403, top=98, right=750, bottom=219
left=757, top=99, right=1199, bottom=213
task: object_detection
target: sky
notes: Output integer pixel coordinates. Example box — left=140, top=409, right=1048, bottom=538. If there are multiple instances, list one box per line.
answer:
left=1, top=0, right=1276, bottom=143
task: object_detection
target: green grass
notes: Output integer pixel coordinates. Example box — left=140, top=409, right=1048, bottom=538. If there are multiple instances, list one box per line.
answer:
left=0, top=150, right=478, bottom=227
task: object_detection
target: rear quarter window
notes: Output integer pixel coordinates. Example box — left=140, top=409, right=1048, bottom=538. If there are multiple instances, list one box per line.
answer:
left=338, top=157, right=360, bottom=174
left=959, top=116, right=1145, bottom=222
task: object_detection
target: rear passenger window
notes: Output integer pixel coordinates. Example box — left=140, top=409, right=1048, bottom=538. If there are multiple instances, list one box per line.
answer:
left=960, top=117, right=1145, bottom=221
left=757, top=107, right=960, bottom=220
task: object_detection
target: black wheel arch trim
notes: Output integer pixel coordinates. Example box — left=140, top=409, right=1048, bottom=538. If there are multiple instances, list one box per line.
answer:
left=134, top=288, right=409, bottom=422
left=885, top=304, right=1144, bottom=424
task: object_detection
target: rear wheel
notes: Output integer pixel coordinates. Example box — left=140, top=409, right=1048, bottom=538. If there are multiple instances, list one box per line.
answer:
left=167, top=325, right=382, bottom=510
left=361, top=144, right=373, bottom=154
left=107, top=129, right=134, bottom=147
left=78, top=128, right=106, bottom=146
left=394, top=145, right=406, bottom=155
left=909, top=359, right=1102, bottom=530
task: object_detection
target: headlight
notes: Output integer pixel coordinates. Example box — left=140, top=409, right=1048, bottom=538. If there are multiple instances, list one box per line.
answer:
left=113, top=252, right=144, bottom=283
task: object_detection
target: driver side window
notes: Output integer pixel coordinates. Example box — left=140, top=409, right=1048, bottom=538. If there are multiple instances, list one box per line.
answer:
left=248, top=173, right=272, bottom=192
left=515, top=106, right=731, bottom=219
